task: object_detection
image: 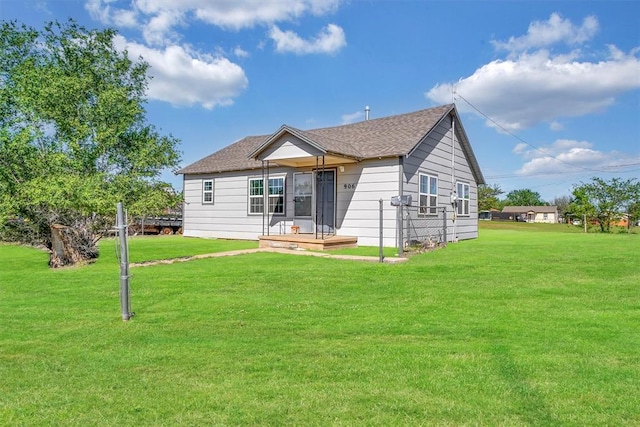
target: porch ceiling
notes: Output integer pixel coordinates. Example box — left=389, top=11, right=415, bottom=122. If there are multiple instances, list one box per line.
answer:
left=271, top=155, right=358, bottom=168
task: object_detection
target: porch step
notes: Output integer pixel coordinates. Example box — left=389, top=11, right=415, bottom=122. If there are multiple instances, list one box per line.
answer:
left=258, top=234, right=357, bottom=251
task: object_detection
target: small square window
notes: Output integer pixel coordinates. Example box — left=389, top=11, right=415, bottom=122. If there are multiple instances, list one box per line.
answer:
left=202, top=179, right=214, bottom=204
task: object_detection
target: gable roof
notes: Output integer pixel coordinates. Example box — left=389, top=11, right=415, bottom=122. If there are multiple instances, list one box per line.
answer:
left=502, top=206, right=558, bottom=214
left=178, top=104, right=484, bottom=183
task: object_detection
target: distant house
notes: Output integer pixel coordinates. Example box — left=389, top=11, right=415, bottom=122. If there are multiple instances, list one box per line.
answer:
left=502, top=206, right=559, bottom=223
left=479, top=209, right=510, bottom=221
left=177, top=104, right=485, bottom=248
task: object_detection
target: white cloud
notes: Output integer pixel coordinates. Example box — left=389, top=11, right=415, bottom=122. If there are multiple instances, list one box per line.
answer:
left=426, top=14, right=640, bottom=132
left=492, top=13, right=599, bottom=53
left=512, top=143, right=529, bottom=155
left=114, top=36, right=248, bottom=109
left=86, top=0, right=140, bottom=28
left=549, top=121, right=563, bottom=131
left=84, top=0, right=343, bottom=108
left=513, top=139, right=640, bottom=176
left=341, top=110, right=363, bottom=124
left=234, top=46, right=250, bottom=58
left=269, top=24, right=346, bottom=54
left=193, top=0, right=341, bottom=30
left=86, top=0, right=342, bottom=45
left=142, top=9, right=185, bottom=45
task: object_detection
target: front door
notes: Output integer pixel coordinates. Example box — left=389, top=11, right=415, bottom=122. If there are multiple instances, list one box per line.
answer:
left=293, top=172, right=313, bottom=233
left=315, top=170, right=335, bottom=234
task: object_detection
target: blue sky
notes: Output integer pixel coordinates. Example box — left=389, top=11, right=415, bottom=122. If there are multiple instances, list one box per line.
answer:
left=2, top=0, right=639, bottom=202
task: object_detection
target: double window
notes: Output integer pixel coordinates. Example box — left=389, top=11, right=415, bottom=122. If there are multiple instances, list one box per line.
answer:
left=202, top=179, right=214, bottom=204
left=419, top=173, right=438, bottom=215
left=456, top=182, right=470, bottom=216
left=248, top=176, right=285, bottom=215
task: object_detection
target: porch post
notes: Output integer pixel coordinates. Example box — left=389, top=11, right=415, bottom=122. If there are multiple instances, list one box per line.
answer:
left=321, top=155, right=326, bottom=239
left=398, top=156, right=404, bottom=255
left=315, top=156, right=319, bottom=239
left=265, top=160, right=270, bottom=236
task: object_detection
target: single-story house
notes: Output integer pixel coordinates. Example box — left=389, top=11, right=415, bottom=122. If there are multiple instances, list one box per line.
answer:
left=479, top=209, right=510, bottom=221
left=177, top=104, right=485, bottom=249
left=501, top=206, right=559, bottom=223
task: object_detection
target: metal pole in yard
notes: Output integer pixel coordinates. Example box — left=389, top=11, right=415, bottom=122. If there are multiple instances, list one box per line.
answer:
left=379, top=199, right=384, bottom=263
left=442, top=207, right=448, bottom=243
left=117, top=202, right=132, bottom=321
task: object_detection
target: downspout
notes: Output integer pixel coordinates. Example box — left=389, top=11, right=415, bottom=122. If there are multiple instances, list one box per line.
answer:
left=451, top=114, right=456, bottom=242
left=266, top=160, right=270, bottom=236
left=261, top=160, right=265, bottom=236
left=398, top=156, right=404, bottom=255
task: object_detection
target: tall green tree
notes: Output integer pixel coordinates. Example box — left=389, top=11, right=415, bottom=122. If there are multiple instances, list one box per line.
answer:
left=0, top=20, right=181, bottom=266
left=550, top=195, right=572, bottom=220
left=569, top=177, right=640, bottom=232
left=504, top=188, right=547, bottom=206
left=478, top=183, right=504, bottom=211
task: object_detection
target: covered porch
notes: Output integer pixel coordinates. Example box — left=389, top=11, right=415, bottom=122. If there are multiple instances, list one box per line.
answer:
left=258, top=233, right=358, bottom=251
left=250, top=124, right=363, bottom=247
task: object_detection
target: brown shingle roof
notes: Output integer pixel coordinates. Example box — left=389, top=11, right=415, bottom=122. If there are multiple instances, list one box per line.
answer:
left=178, top=104, right=483, bottom=184
left=177, top=135, right=267, bottom=175
left=304, top=104, right=453, bottom=158
left=502, top=206, right=558, bottom=213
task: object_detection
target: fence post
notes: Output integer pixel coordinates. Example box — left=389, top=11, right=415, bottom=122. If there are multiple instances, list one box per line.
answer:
left=442, top=207, right=447, bottom=243
left=379, top=199, right=384, bottom=263
left=117, top=203, right=132, bottom=321
left=406, top=210, right=411, bottom=246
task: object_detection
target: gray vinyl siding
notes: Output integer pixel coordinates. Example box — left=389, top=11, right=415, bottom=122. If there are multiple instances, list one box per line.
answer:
left=182, top=159, right=400, bottom=246
left=182, top=167, right=297, bottom=240
left=403, top=114, right=478, bottom=242
left=261, top=134, right=323, bottom=161
left=336, top=158, right=399, bottom=247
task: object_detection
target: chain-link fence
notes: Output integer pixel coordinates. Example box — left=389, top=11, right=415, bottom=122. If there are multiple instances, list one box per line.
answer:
left=403, top=206, right=447, bottom=248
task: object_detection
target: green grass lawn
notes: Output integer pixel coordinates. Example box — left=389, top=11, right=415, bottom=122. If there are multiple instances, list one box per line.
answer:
left=1, top=229, right=639, bottom=425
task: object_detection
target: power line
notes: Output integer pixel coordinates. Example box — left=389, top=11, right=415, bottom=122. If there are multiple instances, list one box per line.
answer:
left=453, top=93, right=640, bottom=179
left=453, top=91, right=623, bottom=174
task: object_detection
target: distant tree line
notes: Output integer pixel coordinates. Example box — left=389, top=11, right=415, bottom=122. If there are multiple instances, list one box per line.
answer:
left=478, top=177, right=640, bottom=232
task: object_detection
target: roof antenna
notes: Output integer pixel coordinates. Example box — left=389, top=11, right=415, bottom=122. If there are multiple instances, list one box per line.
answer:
left=365, top=105, right=370, bottom=121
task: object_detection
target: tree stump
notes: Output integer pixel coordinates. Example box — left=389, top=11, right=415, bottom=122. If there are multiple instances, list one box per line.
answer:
left=49, top=224, right=98, bottom=268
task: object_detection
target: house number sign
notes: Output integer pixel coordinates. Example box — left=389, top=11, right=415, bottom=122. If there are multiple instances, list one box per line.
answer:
left=343, top=183, right=356, bottom=190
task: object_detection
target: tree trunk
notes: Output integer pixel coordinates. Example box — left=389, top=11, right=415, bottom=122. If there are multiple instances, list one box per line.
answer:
left=49, top=224, right=99, bottom=268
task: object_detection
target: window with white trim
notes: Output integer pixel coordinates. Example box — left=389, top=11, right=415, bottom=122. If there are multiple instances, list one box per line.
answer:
left=268, top=177, right=285, bottom=214
left=456, top=182, right=470, bottom=216
left=419, top=173, right=438, bottom=215
left=248, top=176, right=285, bottom=215
left=202, top=179, right=214, bottom=204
